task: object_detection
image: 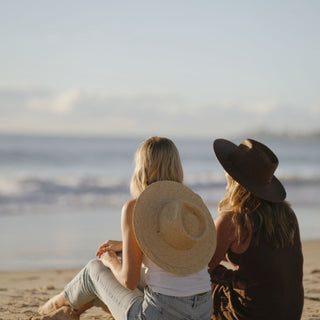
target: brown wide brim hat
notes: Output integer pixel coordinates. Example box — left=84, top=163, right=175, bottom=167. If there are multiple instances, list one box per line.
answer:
left=133, top=181, right=216, bottom=276
left=213, top=138, right=286, bottom=202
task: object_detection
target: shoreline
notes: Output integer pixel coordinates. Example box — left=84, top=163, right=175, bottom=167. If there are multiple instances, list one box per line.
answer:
left=0, top=240, right=319, bottom=319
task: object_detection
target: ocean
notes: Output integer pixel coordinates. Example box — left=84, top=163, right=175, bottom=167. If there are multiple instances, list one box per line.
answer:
left=0, top=134, right=319, bottom=271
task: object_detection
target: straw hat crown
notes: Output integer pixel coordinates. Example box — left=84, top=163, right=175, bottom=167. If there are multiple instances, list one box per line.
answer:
left=160, top=200, right=206, bottom=250
left=133, top=181, right=216, bottom=276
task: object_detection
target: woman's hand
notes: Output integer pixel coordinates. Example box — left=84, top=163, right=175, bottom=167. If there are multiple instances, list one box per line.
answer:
left=96, top=240, right=122, bottom=257
left=99, top=250, right=118, bottom=269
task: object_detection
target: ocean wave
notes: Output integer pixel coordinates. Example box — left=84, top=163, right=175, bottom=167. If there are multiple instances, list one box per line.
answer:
left=0, top=176, right=130, bottom=214
left=0, top=173, right=319, bottom=215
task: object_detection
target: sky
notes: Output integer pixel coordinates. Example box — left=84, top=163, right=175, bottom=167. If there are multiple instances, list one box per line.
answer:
left=1, top=0, right=320, bottom=138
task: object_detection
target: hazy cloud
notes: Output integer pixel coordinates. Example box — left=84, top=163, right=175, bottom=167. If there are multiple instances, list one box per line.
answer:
left=240, top=102, right=279, bottom=114
left=27, top=89, right=79, bottom=115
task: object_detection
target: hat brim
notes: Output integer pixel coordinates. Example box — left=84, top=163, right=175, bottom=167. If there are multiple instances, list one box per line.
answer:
left=213, top=139, right=286, bottom=202
left=133, top=181, right=216, bottom=276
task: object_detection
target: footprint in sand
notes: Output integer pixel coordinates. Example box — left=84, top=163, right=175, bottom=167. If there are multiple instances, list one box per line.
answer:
left=311, top=269, right=320, bottom=274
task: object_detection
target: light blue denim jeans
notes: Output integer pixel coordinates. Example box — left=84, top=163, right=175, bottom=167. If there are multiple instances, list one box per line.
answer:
left=64, top=259, right=213, bottom=320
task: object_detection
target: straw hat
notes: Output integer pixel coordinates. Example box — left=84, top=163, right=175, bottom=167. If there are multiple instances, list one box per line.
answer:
left=213, top=138, right=286, bottom=202
left=133, top=181, right=216, bottom=276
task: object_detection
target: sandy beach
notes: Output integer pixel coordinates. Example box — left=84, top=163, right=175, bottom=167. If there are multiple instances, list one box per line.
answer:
left=0, top=240, right=319, bottom=320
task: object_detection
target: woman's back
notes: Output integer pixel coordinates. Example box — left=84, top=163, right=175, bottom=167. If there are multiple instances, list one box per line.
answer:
left=211, top=215, right=303, bottom=320
left=210, top=138, right=304, bottom=320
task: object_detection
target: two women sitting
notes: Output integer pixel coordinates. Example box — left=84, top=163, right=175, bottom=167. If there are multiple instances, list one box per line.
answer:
left=39, top=137, right=303, bottom=320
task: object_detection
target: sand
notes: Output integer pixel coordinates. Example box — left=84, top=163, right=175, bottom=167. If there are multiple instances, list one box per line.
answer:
left=0, top=240, right=319, bottom=320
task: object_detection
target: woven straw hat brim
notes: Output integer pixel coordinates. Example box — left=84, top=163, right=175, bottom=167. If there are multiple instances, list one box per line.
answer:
left=213, top=139, right=286, bottom=202
left=133, top=181, right=216, bottom=276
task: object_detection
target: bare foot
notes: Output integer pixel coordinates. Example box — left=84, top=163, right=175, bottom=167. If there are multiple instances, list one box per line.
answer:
left=38, top=292, right=69, bottom=315
left=40, top=306, right=79, bottom=320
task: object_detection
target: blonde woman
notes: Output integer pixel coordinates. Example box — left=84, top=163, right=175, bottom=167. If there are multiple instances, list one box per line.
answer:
left=38, top=136, right=216, bottom=320
left=209, top=138, right=303, bottom=320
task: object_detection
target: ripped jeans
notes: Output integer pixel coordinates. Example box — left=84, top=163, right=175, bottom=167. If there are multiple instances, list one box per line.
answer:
left=64, top=259, right=213, bottom=320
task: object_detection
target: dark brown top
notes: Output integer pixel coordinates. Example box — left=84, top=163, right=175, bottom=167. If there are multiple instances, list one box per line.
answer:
left=210, top=219, right=304, bottom=320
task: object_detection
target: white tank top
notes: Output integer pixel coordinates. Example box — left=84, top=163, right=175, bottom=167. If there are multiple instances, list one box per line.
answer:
left=142, top=255, right=211, bottom=297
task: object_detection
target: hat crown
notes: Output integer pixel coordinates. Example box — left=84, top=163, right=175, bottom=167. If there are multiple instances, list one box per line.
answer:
left=160, top=200, right=206, bottom=250
left=213, top=138, right=286, bottom=202
left=230, top=139, right=279, bottom=185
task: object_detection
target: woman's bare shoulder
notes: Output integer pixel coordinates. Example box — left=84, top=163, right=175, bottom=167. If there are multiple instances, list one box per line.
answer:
left=121, top=199, right=137, bottom=223
left=216, top=210, right=234, bottom=224
left=215, top=211, right=236, bottom=241
left=122, top=199, right=137, bottom=211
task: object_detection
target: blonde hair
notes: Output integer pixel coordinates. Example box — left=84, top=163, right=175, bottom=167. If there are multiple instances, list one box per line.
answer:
left=130, top=137, right=183, bottom=198
left=219, top=177, right=296, bottom=248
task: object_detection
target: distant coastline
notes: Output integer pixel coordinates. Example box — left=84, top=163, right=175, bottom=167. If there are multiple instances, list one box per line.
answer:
left=0, top=128, right=320, bottom=141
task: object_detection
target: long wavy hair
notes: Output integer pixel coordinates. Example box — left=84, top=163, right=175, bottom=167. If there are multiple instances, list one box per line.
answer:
left=130, top=137, right=184, bottom=198
left=219, top=177, right=296, bottom=248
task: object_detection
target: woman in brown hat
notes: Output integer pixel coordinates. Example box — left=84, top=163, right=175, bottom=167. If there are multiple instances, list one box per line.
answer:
left=209, top=138, right=304, bottom=320
left=38, top=136, right=216, bottom=320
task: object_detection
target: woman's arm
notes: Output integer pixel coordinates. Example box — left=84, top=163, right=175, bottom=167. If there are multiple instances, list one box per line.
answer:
left=98, top=199, right=142, bottom=290
left=208, top=211, right=235, bottom=273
